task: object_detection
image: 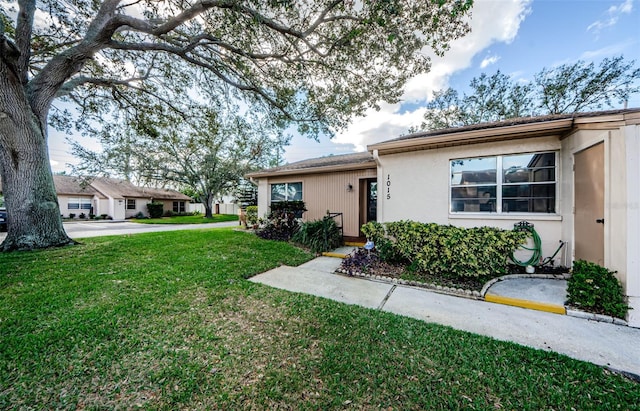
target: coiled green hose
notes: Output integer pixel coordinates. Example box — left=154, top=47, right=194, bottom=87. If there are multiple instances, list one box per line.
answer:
left=511, top=221, right=565, bottom=267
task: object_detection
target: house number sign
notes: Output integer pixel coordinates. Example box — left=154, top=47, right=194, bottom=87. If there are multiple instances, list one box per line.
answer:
left=386, top=174, right=391, bottom=200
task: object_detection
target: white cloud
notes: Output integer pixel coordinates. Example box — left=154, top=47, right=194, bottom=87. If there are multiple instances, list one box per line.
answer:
left=587, top=0, right=634, bottom=35
left=580, top=41, right=634, bottom=60
left=480, top=55, right=501, bottom=69
left=329, top=0, right=533, bottom=155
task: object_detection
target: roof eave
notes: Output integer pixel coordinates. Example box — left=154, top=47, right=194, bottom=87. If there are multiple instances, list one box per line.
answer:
left=246, top=160, right=376, bottom=179
left=368, top=118, right=575, bottom=156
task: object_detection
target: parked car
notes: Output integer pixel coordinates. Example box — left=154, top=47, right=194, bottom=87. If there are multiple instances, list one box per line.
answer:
left=0, top=208, right=6, bottom=232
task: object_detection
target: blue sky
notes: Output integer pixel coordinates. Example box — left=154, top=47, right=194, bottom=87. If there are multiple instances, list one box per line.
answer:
left=284, top=0, right=640, bottom=164
left=48, top=0, right=640, bottom=172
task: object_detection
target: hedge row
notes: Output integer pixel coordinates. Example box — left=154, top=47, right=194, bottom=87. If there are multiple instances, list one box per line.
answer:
left=361, top=220, right=527, bottom=278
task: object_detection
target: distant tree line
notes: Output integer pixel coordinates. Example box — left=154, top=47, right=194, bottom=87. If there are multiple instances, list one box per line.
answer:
left=414, top=56, right=640, bottom=132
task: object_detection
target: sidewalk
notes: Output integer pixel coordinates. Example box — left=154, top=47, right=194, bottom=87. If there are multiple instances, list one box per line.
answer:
left=250, top=255, right=640, bottom=379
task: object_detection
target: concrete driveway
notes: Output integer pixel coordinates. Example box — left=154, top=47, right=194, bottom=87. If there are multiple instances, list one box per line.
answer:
left=0, top=219, right=240, bottom=242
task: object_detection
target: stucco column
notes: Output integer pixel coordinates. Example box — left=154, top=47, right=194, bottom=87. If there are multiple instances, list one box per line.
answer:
left=625, top=125, right=640, bottom=328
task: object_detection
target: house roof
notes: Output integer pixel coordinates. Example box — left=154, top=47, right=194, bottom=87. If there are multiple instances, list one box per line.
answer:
left=88, top=177, right=191, bottom=201
left=368, top=108, right=640, bottom=155
left=53, top=175, right=107, bottom=198
left=246, top=151, right=376, bottom=178
left=1, top=175, right=192, bottom=201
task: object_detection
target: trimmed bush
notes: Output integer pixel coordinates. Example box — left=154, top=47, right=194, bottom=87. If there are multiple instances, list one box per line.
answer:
left=293, top=216, right=342, bottom=254
left=256, top=201, right=306, bottom=241
left=361, top=220, right=527, bottom=278
left=246, top=206, right=259, bottom=227
left=68, top=213, right=76, bottom=219
left=147, top=202, right=164, bottom=218
left=567, top=260, right=629, bottom=319
left=361, top=221, right=401, bottom=262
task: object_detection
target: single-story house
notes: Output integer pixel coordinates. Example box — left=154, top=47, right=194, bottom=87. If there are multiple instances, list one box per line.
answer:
left=54, top=175, right=192, bottom=219
left=246, top=152, right=378, bottom=240
left=247, top=108, right=640, bottom=328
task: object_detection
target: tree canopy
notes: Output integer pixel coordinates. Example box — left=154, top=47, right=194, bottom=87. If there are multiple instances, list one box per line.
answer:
left=417, top=56, right=640, bottom=131
left=0, top=0, right=473, bottom=250
left=71, top=100, right=287, bottom=218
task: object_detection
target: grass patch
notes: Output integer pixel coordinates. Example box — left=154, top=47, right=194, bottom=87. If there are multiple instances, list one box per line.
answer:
left=1, top=228, right=639, bottom=409
left=132, top=214, right=239, bottom=224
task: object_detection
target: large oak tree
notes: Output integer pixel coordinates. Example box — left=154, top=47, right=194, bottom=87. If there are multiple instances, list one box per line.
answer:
left=0, top=0, right=472, bottom=251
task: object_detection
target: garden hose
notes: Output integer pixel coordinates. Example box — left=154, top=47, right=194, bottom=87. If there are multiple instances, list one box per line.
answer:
left=511, top=221, right=565, bottom=267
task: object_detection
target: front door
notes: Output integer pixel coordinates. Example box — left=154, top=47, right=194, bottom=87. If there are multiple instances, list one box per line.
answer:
left=574, top=142, right=605, bottom=265
left=359, top=179, right=377, bottom=235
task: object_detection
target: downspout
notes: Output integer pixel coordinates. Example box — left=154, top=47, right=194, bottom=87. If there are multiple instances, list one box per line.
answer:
left=372, top=149, right=382, bottom=223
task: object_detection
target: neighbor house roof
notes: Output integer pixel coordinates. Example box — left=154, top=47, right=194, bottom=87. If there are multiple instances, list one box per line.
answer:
left=246, top=152, right=375, bottom=178
left=53, top=175, right=107, bottom=198
left=88, top=177, right=191, bottom=201
left=1, top=175, right=191, bottom=201
left=368, top=109, right=640, bottom=155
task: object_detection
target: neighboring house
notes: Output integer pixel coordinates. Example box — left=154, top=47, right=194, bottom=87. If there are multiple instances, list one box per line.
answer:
left=246, top=152, right=377, bottom=239
left=53, top=175, right=192, bottom=219
left=248, top=109, right=640, bottom=328
left=54, top=175, right=108, bottom=218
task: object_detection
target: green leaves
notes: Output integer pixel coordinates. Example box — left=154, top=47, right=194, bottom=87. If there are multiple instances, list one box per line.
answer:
left=567, top=260, right=629, bottom=319
left=362, top=220, right=527, bottom=279
left=420, top=56, right=640, bottom=130
left=292, top=216, right=343, bottom=254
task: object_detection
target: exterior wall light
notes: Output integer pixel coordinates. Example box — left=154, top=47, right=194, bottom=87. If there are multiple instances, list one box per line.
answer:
left=347, top=183, right=353, bottom=192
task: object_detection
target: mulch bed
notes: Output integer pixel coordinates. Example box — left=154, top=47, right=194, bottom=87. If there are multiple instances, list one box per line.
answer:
left=340, top=249, right=569, bottom=293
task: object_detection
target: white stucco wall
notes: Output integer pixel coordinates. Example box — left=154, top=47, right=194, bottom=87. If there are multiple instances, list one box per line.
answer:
left=375, top=136, right=566, bottom=265
left=58, top=194, right=95, bottom=218
left=623, top=125, right=640, bottom=327
left=256, top=179, right=270, bottom=219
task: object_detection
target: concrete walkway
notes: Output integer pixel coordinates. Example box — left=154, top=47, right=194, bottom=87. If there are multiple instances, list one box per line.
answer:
left=250, top=256, right=640, bottom=379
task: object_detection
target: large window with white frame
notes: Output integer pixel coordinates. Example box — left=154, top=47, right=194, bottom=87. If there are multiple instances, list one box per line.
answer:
left=68, top=197, right=92, bottom=210
left=450, top=152, right=557, bottom=214
left=270, top=182, right=303, bottom=202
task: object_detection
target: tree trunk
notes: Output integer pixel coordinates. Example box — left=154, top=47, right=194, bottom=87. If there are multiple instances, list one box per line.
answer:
left=0, top=53, right=74, bottom=251
left=203, top=193, right=214, bottom=219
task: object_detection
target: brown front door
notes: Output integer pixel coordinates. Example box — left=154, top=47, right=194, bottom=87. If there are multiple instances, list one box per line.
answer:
left=574, top=142, right=605, bottom=265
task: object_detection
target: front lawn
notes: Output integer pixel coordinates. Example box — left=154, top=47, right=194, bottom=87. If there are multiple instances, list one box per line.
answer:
left=132, top=213, right=239, bottom=224
left=1, top=229, right=638, bottom=409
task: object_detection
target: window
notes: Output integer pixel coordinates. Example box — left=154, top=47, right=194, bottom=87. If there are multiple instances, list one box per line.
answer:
left=173, top=201, right=186, bottom=213
left=450, top=152, right=556, bottom=214
left=68, top=197, right=91, bottom=210
left=270, top=182, right=303, bottom=202
left=126, top=199, right=136, bottom=210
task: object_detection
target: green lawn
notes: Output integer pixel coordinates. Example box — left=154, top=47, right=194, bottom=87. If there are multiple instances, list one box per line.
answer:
left=132, top=214, right=239, bottom=224
left=1, top=229, right=638, bottom=409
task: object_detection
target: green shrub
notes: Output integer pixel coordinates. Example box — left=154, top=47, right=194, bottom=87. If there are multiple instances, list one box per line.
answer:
left=147, top=202, right=164, bottom=218
left=246, top=206, right=259, bottom=226
left=567, top=260, right=629, bottom=319
left=256, top=201, right=306, bottom=242
left=270, top=200, right=306, bottom=218
left=361, top=220, right=527, bottom=278
left=293, top=216, right=343, bottom=254
left=68, top=213, right=76, bottom=219
left=361, top=221, right=401, bottom=262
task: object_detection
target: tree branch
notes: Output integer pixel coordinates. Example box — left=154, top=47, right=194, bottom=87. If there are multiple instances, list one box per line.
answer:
left=16, top=0, right=36, bottom=84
